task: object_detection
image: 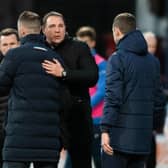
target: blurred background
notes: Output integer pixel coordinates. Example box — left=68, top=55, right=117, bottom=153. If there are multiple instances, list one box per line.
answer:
left=0, top=0, right=168, bottom=167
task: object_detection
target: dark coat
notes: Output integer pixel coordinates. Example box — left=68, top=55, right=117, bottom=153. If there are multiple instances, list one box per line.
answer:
left=0, top=95, right=7, bottom=133
left=52, top=37, right=98, bottom=148
left=0, top=53, right=7, bottom=134
left=0, top=53, right=6, bottom=163
left=0, top=34, right=65, bottom=161
left=101, top=30, right=163, bottom=154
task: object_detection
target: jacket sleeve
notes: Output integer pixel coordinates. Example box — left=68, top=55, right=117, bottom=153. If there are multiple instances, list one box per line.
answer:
left=65, top=43, right=98, bottom=87
left=100, top=54, right=124, bottom=132
left=153, top=59, right=166, bottom=132
left=91, top=61, right=106, bottom=107
left=0, top=50, right=18, bottom=96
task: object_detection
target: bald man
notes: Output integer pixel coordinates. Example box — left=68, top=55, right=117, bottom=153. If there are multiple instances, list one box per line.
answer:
left=143, top=31, right=165, bottom=168
left=143, top=32, right=157, bottom=55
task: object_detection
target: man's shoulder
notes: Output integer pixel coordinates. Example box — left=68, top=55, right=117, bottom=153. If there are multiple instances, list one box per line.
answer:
left=6, top=43, right=54, bottom=58
left=4, top=46, right=22, bottom=59
left=147, top=53, right=159, bottom=61
left=66, top=37, right=89, bottom=49
left=32, top=45, right=55, bottom=55
left=108, top=51, right=120, bottom=61
left=18, top=43, right=53, bottom=53
left=147, top=53, right=160, bottom=69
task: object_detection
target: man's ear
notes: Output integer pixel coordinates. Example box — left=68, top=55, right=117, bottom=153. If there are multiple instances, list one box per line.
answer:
left=90, top=40, right=96, bottom=48
left=17, top=41, right=20, bottom=46
left=42, top=25, right=45, bottom=34
left=115, top=27, right=121, bottom=37
left=18, top=25, right=27, bottom=37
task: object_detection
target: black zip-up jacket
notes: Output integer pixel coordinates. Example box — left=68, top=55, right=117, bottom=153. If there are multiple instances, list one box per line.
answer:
left=49, top=37, right=98, bottom=148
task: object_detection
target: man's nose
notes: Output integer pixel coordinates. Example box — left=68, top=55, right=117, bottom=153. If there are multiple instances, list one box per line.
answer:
left=55, top=27, right=60, bottom=32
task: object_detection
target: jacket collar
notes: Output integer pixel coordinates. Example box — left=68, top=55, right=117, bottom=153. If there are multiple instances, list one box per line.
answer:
left=20, top=34, right=44, bottom=45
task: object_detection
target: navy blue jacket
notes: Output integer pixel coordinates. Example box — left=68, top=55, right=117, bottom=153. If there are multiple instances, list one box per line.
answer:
left=0, top=34, right=65, bottom=161
left=101, top=30, right=162, bottom=154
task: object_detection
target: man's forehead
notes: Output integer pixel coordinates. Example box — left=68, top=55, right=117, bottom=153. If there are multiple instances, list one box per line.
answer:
left=0, top=34, right=18, bottom=43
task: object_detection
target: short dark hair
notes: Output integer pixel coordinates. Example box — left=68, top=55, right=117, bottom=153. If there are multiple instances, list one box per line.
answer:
left=113, top=13, right=136, bottom=34
left=42, top=11, right=65, bottom=27
left=18, top=11, right=41, bottom=32
left=76, top=26, right=96, bottom=41
left=0, top=28, right=19, bottom=41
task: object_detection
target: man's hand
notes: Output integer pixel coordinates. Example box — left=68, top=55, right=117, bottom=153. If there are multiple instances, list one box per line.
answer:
left=42, top=58, right=64, bottom=77
left=101, top=132, right=113, bottom=155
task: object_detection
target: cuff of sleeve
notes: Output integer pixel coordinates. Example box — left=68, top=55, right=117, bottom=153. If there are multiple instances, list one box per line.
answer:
left=100, top=124, right=111, bottom=133
left=61, top=69, right=69, bottom=80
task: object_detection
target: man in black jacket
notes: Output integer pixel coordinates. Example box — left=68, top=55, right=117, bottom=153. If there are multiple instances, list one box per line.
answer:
left=0, top=28, right=20, bottom=168
left=0, top=11, right=65, bottom=168
left=42, top=11, right=98, bottom=168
